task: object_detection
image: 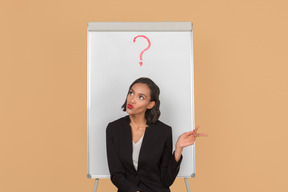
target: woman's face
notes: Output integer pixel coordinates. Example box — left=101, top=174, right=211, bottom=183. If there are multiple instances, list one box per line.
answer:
left=126, top=83, right=155, bottom=117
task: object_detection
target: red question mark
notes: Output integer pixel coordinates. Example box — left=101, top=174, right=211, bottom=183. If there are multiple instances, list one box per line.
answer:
left=133, top=35, right=151, bottom=66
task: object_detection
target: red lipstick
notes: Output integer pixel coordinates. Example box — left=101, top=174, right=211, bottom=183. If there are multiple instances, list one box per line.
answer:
left=127, top=104, right=133, bottom=109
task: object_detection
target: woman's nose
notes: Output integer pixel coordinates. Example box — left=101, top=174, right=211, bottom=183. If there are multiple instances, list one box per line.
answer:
left=131, top=96, right=136, bottom=103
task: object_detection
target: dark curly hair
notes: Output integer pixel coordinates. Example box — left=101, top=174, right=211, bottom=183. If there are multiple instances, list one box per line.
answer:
left=121, top=77, right=161, bottom=124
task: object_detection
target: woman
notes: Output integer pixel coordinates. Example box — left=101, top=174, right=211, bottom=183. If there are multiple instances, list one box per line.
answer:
left=106, top=77, right=207, bottom=192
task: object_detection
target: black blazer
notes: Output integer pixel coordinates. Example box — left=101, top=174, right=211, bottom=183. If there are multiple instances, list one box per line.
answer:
left=106, top=115, right=183, bottom=192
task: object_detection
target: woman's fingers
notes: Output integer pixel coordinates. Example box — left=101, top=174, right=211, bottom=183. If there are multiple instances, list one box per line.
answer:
left=187, top=130, right=194, bottom=134
left=186, top=126, right=208, bottom=137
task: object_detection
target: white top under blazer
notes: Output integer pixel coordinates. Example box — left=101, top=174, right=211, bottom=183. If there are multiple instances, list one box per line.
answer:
left=132, top=134, right=144, bottom=170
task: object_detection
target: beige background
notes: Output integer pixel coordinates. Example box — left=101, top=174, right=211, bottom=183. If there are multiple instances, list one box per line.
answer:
left=1, top=0, right=287, bottom=191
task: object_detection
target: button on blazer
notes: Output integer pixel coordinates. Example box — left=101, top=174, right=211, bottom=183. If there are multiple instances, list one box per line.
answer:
left=106, top=115, right=183, bottom=192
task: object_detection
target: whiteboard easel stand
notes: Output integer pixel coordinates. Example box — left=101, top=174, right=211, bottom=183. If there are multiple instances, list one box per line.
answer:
left=93, top=178, right=99, bottom=192
left=91, top=178, right=191, bottom=192
left=185, top=178, right=191, bottom=192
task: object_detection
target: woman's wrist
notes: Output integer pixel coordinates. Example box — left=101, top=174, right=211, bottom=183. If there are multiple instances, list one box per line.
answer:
left=174, top=146, right=183, bottom=162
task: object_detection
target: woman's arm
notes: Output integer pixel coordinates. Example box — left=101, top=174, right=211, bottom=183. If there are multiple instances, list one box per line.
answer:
left=174, top=147, right=183, bottom=162
left=160, top=126, right=183, bottom=187
left=160, top=125, right=207, bottom=188
left=106, top=123, right=142, bottom=192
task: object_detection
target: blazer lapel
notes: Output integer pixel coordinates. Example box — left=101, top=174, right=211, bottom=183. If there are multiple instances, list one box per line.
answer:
left=124, top=116, right=138, bottom=174
left=137, top=125, right=153, bottom=172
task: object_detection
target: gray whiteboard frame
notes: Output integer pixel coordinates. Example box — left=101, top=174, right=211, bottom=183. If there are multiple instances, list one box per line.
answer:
left=87, top=22, right=195, bottom=179
left=88, top=22, right=192, bottom=31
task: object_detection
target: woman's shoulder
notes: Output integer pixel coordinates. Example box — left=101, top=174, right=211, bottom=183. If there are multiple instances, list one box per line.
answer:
left=106, top=115, right=129, bottom=130
left=153, top=119, right=170, bottom=127
left=109, top=115, right=129, bottom=124
left=151, top=119, right=172, bottom=133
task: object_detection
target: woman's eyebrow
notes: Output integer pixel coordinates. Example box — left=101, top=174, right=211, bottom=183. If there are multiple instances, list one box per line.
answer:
left=139, top=93, right=147, bottom=98
left=130, top=88, right=147, bottom=97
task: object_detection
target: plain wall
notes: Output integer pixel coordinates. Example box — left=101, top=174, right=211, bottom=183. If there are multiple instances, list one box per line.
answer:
left=1, top=0, right=287, bottom=191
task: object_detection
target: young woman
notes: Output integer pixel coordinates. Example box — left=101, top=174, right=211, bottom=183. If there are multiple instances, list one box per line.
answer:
left=106, top=77, right=207, bottom=192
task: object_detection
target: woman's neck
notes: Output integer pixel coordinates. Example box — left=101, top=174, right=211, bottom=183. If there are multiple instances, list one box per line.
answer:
left=129, top=114, right=147, bottom=127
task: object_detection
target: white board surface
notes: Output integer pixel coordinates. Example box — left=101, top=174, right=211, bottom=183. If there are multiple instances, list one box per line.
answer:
left=87, top=22, right=195, bottom=179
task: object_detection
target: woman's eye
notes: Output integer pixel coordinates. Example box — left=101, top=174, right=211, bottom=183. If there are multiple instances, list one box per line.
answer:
left=139, top=96, right=144, bottom=100
left=129, top=91, right=133, bottom=95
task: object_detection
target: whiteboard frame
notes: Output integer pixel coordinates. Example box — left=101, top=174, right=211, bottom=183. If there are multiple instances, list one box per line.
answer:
left=88, top=22, right=192, bottom=31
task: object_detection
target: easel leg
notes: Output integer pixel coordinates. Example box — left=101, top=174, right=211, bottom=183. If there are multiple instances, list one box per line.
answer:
left=184, top=178, right=191, bottom=192
left=93, top=178, right=99, bottom=192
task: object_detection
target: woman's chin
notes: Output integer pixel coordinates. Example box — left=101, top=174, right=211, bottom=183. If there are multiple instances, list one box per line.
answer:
left=126, top=109, right=133, bottom=115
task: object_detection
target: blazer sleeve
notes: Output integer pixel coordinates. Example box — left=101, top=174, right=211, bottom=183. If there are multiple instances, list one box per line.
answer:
left=106, top=123, right=142, bottom=192
left=160, top=126, right=183, bottom=187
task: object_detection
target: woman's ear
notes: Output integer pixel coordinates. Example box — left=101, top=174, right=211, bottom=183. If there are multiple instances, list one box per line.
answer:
left=147, top=101, right=155, bottom=109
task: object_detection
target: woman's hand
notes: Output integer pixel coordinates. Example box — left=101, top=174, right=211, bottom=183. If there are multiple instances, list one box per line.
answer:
left=176, top=125, right=208, bottom=149
left=174, top=125, right=207, bottom=162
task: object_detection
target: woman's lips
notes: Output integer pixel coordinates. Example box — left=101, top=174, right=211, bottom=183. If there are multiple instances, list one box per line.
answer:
left=127, top=104, right=133, bottom=109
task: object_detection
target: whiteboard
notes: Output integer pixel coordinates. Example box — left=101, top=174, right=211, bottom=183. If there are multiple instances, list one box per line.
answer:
left=87, top=22, right=195, bottom=179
